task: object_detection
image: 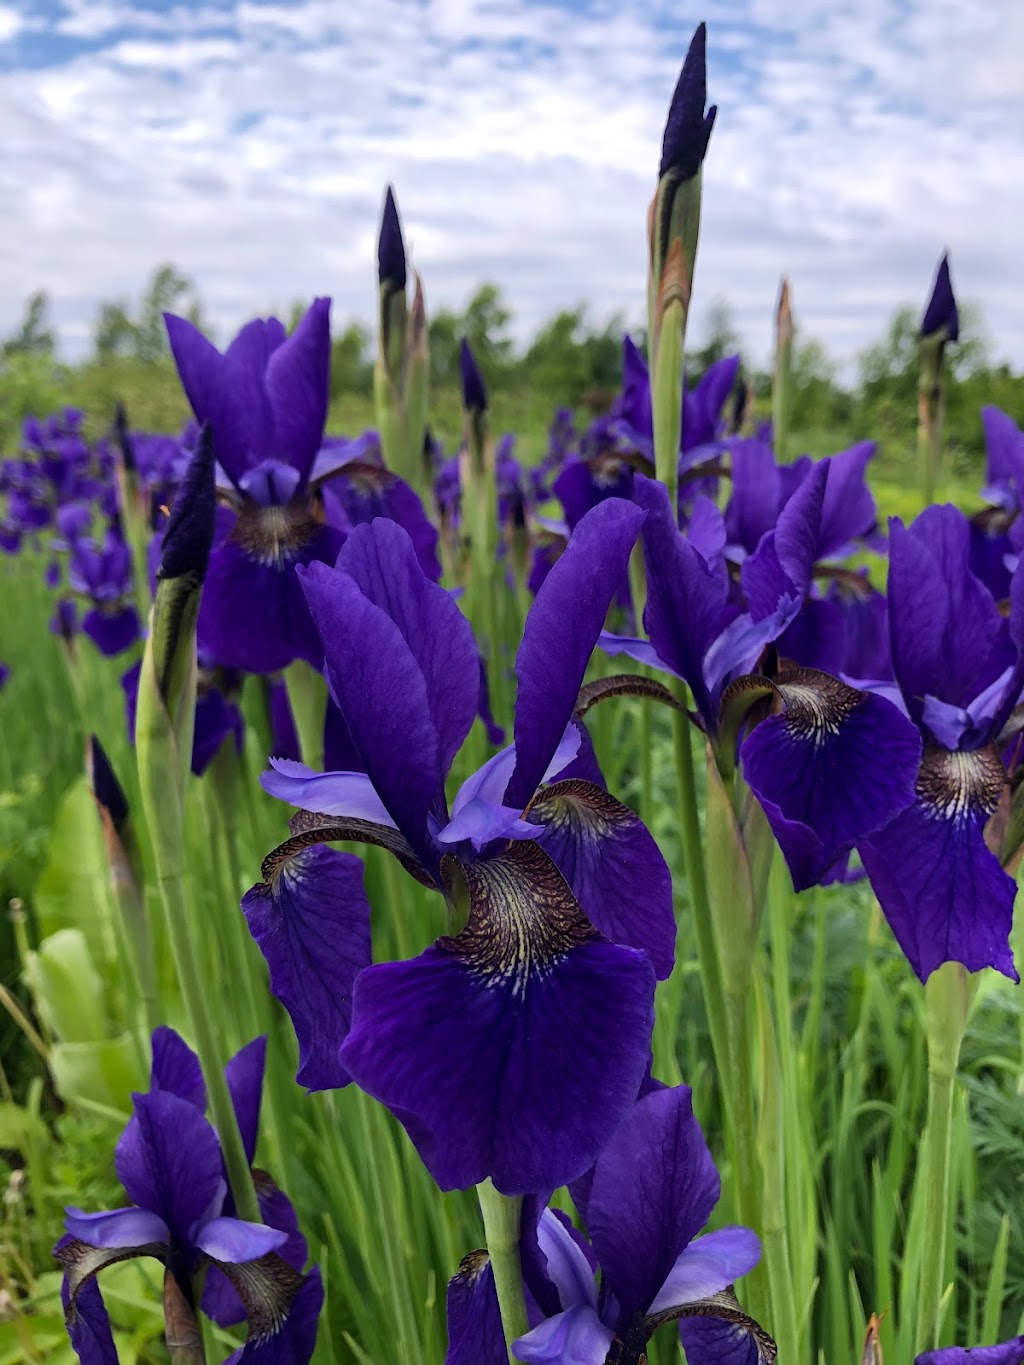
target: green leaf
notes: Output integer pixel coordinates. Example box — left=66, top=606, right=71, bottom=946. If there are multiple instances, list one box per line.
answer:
left=48, top=1033, right=144, bottom=1110
left=24, top=929, right=106, bottom=1043
left=34, top=777, right=114, bottom=964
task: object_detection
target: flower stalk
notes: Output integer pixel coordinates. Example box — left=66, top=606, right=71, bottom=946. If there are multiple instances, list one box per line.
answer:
left=476, top=1181, right=529, bottom=1364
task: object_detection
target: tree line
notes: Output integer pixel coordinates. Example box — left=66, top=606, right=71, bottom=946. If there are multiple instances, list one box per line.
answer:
left=3, top=266, right=1022, bottom=472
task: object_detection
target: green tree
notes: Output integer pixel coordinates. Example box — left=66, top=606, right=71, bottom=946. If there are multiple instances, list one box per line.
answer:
left=330, top=322, right=373, bottom=398
left=92, top=265, right=205, bottom=363
left=2, top=291, right=56, bottom=359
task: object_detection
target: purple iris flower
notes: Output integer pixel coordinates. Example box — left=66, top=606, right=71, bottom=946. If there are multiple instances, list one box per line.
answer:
left=245, top=499, right=674, bottom=1195
left=55, top=1027, right=322, bottom=1365
left=445, top=1084, right=768, bottom=1365
left=917, top=1341, right=1024, bottom=1365
left=857, top=506, right=1024, bottom=982
left=164, top=300, right=348, bottom=674
left=601, top=472, right=921, bottom=889
left=0, top=663, right=9, bottom=690
left=67, top=528, right=141, bottom=657
left=969, top=406, right=1024, bottom=600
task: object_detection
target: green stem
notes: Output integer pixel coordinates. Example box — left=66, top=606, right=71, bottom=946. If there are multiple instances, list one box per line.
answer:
left=723, top=987, right=769, bottom=1328
left=477, top=1181, right=528, bottom=1363
left=156, top=863, right=262, bottom=1225
left=670, top=704, right=730, bottom=1082
left=284, top=660, right=326, bottom=769
left=915, top=963, right=967, bottom=1355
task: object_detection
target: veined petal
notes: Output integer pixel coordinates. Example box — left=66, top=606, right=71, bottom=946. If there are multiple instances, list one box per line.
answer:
left=149, top=1026, right=205, bottom=1111
left=445, top=1251, right=508, bottom=1365
left=339, top=842, right=655, bottom=1194
left=742, top=460, right=827, bottom=621
left=679, top=1312, right=777, bottom=1365
left=115, top=1091, right=224, bottom=1244
left=586, top=1085, right=719, bottom=1328
left=261, top=759, right=398, bottom=827
left=264, top=298, right=331, bottom=488
left=195, top=1216, right=288, bottom=1263
left=436, top=798, right=543, bottom=852
left=222, top=1268, right=324, bottom=1365
left=335, top=519, right=478, bottom=781
left=298, top=561, right=440, bottom=856
left=243, top=842, right=372, bottom=1091
left=60, top=1274, right=119, bottom=1365
left=648, top=1227, right=761, bottom=1315
left=513, top=1304, right=614, bottom=1365
left=164, top=313, right=248, bottom=488
left=597, top=630, right=681, bottom=679
left=64, top=1206, right=170, bottom=1249
left=506, top=498, right=645, bottom=810
left=816, top=441, right=877, bottom=557
left=55, top=1236, right=169, bottom=1317
left=740, top=670, right=922, bottom=890
left=198, top=522, right=344, bottom=675
left=528, top=780, right=675, bottom=979
left=226, top=1036, right=267, bottom=1166
left=916, top=1339, right=1024, bottom=1365
left=634, top=474, right=729, bottom=723
left=859, top=745, right=1018, bottom=982
left=203, top=1173, right=307, bottom=1328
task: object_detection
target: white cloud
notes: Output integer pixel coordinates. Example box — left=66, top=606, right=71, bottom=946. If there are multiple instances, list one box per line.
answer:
left=1, top=0, right=1022, bottom=388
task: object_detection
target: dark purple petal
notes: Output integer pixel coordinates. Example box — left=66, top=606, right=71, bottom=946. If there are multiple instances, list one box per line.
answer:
left=270, top=680, right=303, bottom=762
left=741, top=673, right=922, bottom=891
left=64, top=1206, right=170, bottom=1248
left=149, top=1027, right=205, bottom=1111
left=648, top=1228, right=761, bottom=1314
left=916, top=1340, right=1024, bottom=1365
left=620, top=336, right=652, bottom=441
left=264, top=298, right=332, bottom=489
left=203, top=1174, right=307, bottom=1328
left=159, top=423, right=216, bottom=582
left=378, top=185, right=407, bottom=290
left=889, top=508, right=1010, bottom=718
left=679, top=1315, right=771, bottom=1365
left=115, top=1091, right=224, bottom=1244
left=859, top=745, right=1018, bottom=982
left=981, top=406, right=1024, bottom=491
left=506, top=498, right=645, bottom=810
left=335, top=519, right=479, bottom=781
left=513, top=1305, right=614, bottom=1364
left=460, top=339, right=488, bottom=412
left=191, top=685, right=244, bottom=776
left=222, top=1268, right=324, bottom=1365
left=742, top=460, right=828, bottom=622
left=243, top=843, right=372, bottom=1091
left=61, top=1274, right=119, bottom=1365
left=725, top=437, right=784, bottom=558
left=225, top=1036, right=266, bottom=1166
left=82, top=606, right=141, bottom=657
left=634, top=474, right=730, bottom=724
left=816, top=442, right=877, bottom=557
left=297, top=561, right=440, bottom=858
left=222, top=318, right=284, bottom=469
left=586, top=1085, right=719, bottom=1325
left=328, top=466, right=442, bottom=582
left=659, top=22, right=715, bottom=180
left=198, top=520, right=344, bottom=674
left=684, top=355, right=740, bottom=451
left=528, top=780, right=675, bottom=979
left=921, top=251, right=959, bottom=342
left=164, top=314, right=252, bottom=488
left=445, top=1252, right=508, bottom=1365
left=340, top=842, right=656, bottom=1193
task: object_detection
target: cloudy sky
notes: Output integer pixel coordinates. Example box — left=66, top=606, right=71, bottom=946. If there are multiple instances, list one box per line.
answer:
left=1, top=0, right=1023, bottom=376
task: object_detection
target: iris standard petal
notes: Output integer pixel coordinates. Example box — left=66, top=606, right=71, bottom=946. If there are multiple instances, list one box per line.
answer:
left=114, top=1090, right=224, bottom=1244
left=648, top=1227, right=762, bottom=1315
left=724, top=439, right=781, bottom=559
left=149, top=1026, right=206, bottom=1110
left=859, top=745, right=1018, bottom=982
left=243, top=842, right=372, bottom=1091
left=528, top=779, right=675, bottom=979
left=334, top=519, right=478, bottom=780
left=298, top=560, right=440, bottom=859
left=535, top=1208, right=598, bottom=1313
left=585, top=1085, right=719, bottom=1328
left=164, top=313, right=249, bottom=488
left=339, top=842, right=656, bottom=1194
left=225, top=1036, right=267, bottom=1167
left=816, top=441, right=877, bottom=557
left=264, top=297, right=332, bottom=489
left=506, top=498, right=645, bottom=810
left=740, top=672, right=922, bottom=891
left=742, top=459, right=828, bottom=622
